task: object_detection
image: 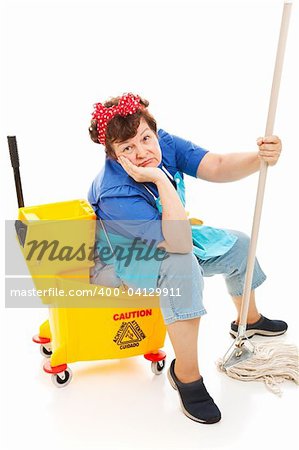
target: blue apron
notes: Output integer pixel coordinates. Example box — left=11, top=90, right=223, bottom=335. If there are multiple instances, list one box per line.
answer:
left=97, top=166, right=237, bottom=289
left=96, top=222, right=165, bottom=289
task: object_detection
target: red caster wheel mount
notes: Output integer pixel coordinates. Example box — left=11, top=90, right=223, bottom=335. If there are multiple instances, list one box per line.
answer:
left=43, top=360, right=72, bottom=388
left=32, top=335, right=52, bottom=359
left=144, top=350, right=166, bottom=375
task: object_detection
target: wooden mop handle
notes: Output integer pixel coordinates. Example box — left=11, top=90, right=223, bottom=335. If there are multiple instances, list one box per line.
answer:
left=238, top=2, right=292, bottom=333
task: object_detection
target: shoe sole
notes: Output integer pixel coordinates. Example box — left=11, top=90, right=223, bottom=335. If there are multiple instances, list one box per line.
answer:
left=167, top=369, right=221, bottom=424
left=230, top=329, right=287, bottom=339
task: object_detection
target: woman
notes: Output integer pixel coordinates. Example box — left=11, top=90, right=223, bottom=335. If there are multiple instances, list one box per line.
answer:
left=88, top=92, right=287, bottom=424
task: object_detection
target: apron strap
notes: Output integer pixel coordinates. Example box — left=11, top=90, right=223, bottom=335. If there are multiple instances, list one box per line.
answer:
left=142, top=184, right=158, bottom=199
left=99, top=218, right=115, bottom=256
left=161, top=165, right=174, bottom=181
left=142, top=165, right=176, bottom=200
left=98, top=219, right=127, bottom=290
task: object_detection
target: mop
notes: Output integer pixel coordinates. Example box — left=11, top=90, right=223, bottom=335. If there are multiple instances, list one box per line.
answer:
left=217, top=2, right=299, bottom=395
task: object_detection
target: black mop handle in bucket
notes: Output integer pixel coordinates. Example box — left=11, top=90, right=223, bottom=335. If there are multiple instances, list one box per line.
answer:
left=8, top=136, right=24, bottom=208
left=7, top=136, right=28, bottom=247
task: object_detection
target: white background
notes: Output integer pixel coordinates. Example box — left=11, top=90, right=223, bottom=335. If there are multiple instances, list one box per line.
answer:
left=1, top=1, right=299, bottom=449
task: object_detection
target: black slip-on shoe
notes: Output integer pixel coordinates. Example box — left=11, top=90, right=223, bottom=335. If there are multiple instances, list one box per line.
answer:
left=230, top=314, right=288, bottom=338
left=167, top=359, right=221, bottom=424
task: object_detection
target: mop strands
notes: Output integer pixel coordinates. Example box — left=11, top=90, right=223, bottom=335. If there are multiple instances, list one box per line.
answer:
left=216, top=338, right=299, bottom=396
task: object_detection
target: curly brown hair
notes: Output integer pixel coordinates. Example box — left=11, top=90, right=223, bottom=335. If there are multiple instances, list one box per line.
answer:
left=89, top=95, right=158, bottom=159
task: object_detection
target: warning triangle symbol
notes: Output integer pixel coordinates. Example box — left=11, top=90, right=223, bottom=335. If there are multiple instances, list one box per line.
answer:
left=119, top=323, right=141, bottom=344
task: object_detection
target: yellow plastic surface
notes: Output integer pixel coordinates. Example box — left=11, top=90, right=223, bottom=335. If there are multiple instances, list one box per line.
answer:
left=18, top=199, right=95, bottom=221
left=17, top=199, right=96, bottom=292
left=46, top=275, right=166, bottom=366
left=49, top=303, right=166, bottom=366
left=17, top=199, right=166, bottom=367
left=189, top=217, right=204, bottom=225
left=39, top=319, right=52, bottom=341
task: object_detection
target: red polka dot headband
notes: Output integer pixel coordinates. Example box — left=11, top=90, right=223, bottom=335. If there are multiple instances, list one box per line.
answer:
left=91, top=92, right=144, bottom=145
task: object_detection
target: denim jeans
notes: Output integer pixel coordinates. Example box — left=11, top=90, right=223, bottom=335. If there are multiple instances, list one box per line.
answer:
left=90, top=229, right=266, bottom=325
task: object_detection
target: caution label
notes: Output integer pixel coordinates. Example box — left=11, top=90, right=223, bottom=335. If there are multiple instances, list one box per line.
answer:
left=113, top=320, right=146, bottom=350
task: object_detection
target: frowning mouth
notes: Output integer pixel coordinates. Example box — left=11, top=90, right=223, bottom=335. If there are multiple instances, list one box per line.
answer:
left=139, top=158, right=154, bottom=167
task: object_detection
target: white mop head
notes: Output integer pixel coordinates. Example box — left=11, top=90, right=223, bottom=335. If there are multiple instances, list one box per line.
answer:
left=216, top=339, right=299, bottom=395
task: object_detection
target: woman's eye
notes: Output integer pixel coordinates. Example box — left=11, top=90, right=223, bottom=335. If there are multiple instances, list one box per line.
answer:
left=121, top=136, right=150, bottom=152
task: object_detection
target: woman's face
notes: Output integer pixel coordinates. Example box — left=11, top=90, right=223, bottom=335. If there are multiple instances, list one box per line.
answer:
left=113, top=117, right=162, bottom=167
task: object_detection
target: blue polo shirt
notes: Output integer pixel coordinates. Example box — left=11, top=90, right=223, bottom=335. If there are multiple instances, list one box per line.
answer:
left=88, top=128, right=209, bottom=242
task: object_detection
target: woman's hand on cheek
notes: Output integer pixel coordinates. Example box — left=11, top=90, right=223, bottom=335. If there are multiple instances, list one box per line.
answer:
left=117, top=156, right=164, bottom=184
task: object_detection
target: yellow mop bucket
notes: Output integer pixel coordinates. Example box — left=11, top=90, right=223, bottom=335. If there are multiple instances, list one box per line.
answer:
left=8, top=136, right=166, bottom=388
left=17, top=200, right=166, bottom=387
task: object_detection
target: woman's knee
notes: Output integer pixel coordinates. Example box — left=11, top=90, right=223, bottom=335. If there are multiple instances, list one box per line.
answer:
left=158, top=252, right=204, bottom=290
left=224, top=229, right=265, bottom=280
left=227, top=230, right=250, bottom=261
left=159, top=251, right=202, bottom=276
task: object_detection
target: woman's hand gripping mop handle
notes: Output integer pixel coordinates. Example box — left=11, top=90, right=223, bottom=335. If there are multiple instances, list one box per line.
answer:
left=222, top=2, right=292, bottom=369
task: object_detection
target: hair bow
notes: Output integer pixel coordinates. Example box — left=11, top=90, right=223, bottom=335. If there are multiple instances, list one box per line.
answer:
left=91, top=92, right=142, bottom=145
